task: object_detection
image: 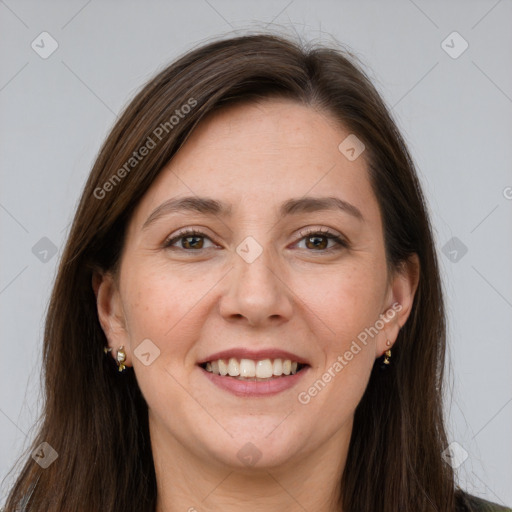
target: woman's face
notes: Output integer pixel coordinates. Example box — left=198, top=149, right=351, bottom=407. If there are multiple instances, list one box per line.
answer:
left=96, top=98, right=418, bottom=471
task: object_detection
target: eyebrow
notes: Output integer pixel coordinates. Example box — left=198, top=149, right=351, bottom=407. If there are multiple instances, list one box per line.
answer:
left=142, top=195, right=364, bottom=230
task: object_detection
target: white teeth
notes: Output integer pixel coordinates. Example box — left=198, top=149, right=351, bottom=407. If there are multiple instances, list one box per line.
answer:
left=240, top=359, right=256, bottom=377
left=228, top=357, right=240, bottom=377
left=218, top=359, right=228, bottom=376
left=256, top=359, right=273, bottom=378
left=202, top=357, right=304, bottom=378
left=273, top=359, right=283, bottom=376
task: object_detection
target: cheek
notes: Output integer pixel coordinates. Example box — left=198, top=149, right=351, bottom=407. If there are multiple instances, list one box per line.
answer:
left=304, top=263, right=386, bottom=348
left=294, top=262, right=385, bottom=409
left=121, top=267, right=208, bottom=420
left=121, top=265, right=207, bottom=359
left=297, top=272, right=378, bottom=421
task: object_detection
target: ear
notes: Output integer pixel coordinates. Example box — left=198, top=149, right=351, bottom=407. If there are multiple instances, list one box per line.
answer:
left=92, top=270, right=131, bottom=367
left=376, top=253, right=420, bottom=358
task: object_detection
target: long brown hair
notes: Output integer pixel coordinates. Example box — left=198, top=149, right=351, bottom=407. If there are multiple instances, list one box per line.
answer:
left=3, top=32, right=461, bottom=511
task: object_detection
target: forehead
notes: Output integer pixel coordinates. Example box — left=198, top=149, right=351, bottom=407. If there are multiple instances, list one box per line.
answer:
left=131, top=98, right=380, bottom=228
left=177, top=98, right=355, bottom=168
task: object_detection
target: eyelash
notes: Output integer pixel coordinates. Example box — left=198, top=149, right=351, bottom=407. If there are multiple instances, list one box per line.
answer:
left=162, top=227, right=349, bottom=254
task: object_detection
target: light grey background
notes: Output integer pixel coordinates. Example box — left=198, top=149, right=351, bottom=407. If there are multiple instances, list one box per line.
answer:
left=1, top=0, right=511, bottom=507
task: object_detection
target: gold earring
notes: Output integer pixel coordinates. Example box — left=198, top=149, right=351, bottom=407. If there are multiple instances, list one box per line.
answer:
left=378, top=340, right=393, bottom=371
left=116, top=346, right=127, bottom=372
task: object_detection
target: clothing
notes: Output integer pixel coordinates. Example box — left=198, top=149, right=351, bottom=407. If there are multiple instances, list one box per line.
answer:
left=458, top=490, right=512, bottom=511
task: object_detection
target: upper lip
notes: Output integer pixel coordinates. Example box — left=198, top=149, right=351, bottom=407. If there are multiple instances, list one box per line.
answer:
left=197, top=348, right=310, bottom=366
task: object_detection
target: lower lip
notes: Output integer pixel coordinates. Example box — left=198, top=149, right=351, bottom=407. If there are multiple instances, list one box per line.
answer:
left=199, top=366, right=310, bottom=397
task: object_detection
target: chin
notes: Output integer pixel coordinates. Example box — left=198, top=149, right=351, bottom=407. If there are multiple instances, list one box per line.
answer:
left=199, top=420, right=304, bottom=470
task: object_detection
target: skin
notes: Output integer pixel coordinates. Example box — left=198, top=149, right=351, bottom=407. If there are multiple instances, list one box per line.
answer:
left=93, top=98, right=420, bottom=512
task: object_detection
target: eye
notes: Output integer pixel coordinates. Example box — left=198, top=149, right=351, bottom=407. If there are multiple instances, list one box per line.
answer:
left=163, top=227, right=349, bottom=253
left=295, top=228, right=349, bottom=252
left=163, top=229, right=216, bottom=250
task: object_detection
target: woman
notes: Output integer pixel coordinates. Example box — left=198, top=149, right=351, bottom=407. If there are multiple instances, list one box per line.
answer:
left=3, top=33, right=510, bottom=512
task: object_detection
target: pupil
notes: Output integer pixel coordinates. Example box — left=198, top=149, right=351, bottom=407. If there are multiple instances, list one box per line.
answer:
left=185, top=236, right=202, bottom=249
left=307, top=236, right=327, bottom=250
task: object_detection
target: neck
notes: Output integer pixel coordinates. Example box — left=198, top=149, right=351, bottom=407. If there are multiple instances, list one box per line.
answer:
left=151, top=418, right=351, bottom=512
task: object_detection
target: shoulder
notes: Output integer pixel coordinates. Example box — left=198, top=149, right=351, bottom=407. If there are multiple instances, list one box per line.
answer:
left=457, top=490, right=512, bottom=512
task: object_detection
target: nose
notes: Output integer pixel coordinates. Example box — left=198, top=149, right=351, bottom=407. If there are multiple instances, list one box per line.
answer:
left=218, top=242, right=293, bottom=327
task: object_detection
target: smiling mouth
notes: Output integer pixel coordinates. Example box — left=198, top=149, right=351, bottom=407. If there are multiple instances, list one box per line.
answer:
left=199, top=357, right=308, bottom=381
